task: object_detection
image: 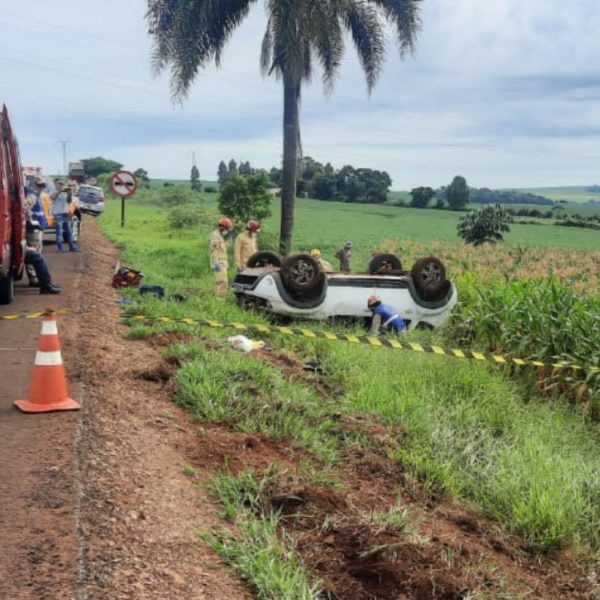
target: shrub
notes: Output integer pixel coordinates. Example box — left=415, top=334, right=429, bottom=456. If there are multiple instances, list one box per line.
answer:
left=218, top=174, right=271, bottom=229
left=168, top=204, right=215, bottom=229
left=457, top=203, right=511, bottom=246
left=163, top=187, right=191, bottom=207
left=205, top=186, right=218, bottom=193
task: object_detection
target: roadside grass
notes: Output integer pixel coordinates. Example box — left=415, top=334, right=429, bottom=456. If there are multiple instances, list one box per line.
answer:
left=201, top=468, right=321, bottom=599
left=100, top=194, right=600, bottom=555
left=171, top=342, right=340, bottom=464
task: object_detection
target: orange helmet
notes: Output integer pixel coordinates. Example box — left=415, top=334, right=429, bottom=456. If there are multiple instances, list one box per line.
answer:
left=218, top=217, right=233, bottom=231
left=247, top=220, right=261, bottom=233
left=367, top=295, right=381, bottom=309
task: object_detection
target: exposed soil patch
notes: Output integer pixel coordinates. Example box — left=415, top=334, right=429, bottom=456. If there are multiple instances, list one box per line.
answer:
left=77, top=222, right=251, bottom=599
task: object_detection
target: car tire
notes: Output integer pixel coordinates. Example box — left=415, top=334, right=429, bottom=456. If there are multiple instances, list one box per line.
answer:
left=411, top=256, right=446, bottom=294
left=369, top=253, right=402, bottom=274
left=246, top=251, right=282, bottom=268
left=280, top=253, right=322, bottom=292
left=0, top=273, right=14, bottom=305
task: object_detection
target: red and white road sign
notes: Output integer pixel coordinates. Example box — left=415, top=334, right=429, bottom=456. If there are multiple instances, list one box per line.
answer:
left=110, top=170, right=138, bottom=198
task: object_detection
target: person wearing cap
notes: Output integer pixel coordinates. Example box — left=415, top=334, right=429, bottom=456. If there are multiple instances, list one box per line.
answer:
left=51, top=180, right=79, bottom=252
left=310, top=249, right=333, bottom=272
left=234, top=220, right=260, bottom=271
left=367, top=295, right=406, bottom=334
left=24, top=177, right=48, bottom=286
left=335, top=240, right=353, bottom=273
left=209, top=216, right=234, bottom=298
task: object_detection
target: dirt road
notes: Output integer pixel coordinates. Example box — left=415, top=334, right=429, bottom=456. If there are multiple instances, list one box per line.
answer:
left=0, top=222, right=248, bottom=600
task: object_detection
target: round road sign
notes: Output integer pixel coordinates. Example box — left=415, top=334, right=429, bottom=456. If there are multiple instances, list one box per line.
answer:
left=110, top=170, right=138, bottom=198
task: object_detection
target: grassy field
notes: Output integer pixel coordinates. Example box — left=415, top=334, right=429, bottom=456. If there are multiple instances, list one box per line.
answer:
left=91, top=180, right=600, bottom=597
left=263, top=197, right=600, bottom=255
left=516, top=186, right=600, bottom=203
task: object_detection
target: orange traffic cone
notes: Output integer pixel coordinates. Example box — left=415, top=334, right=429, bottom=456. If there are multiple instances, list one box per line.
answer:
left=14, top=310, right=80, bottom=413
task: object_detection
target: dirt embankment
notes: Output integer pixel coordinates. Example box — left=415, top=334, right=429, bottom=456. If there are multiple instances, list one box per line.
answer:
left=1, top=220, right=597, bottom=599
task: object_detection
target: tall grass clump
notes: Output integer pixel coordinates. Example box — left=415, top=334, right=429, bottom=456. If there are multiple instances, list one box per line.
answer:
left=202, top=469, right=321, bottom=599
left=174, top=344, right=339, bottom=464
left=320, top=345, right=600, bottom=551
left=449, top=276, right=600, bottom=401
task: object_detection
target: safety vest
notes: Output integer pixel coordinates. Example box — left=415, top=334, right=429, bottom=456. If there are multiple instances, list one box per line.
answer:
left=373, top=303, right=406, bottom=332
left=26, top=191, right=47, bottom=231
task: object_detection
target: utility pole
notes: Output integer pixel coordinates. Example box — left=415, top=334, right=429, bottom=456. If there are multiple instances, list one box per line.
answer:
left=59, top=140, right=70, bottom=176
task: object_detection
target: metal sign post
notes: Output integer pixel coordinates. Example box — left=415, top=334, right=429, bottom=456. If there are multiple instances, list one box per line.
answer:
left=110, top=170, right=138, bottom=227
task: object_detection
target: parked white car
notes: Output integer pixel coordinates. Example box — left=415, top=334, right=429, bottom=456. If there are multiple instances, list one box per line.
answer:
left=76, top=184, right=105, bottom=216
left=232, top=252, right=457, bottom=330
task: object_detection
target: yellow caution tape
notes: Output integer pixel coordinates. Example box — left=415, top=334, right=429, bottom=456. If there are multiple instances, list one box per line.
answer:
left=120, top=313, right=600, bottom=374
left=3, top=308, right=597, bottom=374
left=0, top=309, right=57, bottom=321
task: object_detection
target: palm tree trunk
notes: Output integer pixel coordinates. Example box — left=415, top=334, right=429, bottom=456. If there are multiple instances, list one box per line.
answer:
left=280, top=76, right=299, bottom=255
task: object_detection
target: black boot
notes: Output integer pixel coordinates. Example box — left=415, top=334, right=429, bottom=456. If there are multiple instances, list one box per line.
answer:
left=40, top=283, right=61, bottom=294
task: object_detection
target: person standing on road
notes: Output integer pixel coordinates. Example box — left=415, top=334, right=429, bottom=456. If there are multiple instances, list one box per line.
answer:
left=209, top=217, right=234, bottom=298
left=24, top=249, right=61, bottom=294
left=234, top=220, right=260, bottom=271
left=335, top=241, right=353, bottom=273
left=367, top=295, right=406, bottom=334
left=24, top=177, right=48, bottom=286
left=51, top=180, right=79, bottom=252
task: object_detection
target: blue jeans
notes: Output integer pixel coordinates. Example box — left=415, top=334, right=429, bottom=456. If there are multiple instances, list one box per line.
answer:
left=25, top=249, right=52, bottom=286
left=54, top=213, right=76, bottom=250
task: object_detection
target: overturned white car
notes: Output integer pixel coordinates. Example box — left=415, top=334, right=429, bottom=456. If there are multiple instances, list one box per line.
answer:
left=232, top=252, right=457, bottom=330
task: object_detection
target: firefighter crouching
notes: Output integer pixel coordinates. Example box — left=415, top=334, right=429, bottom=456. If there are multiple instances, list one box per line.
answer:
left=209, top=217, right=234, bottom=298
left=234, top=220, right=260, bottom=271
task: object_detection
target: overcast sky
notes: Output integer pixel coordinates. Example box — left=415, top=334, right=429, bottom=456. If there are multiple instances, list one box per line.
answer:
left=2, top=0, right=599, bottom=189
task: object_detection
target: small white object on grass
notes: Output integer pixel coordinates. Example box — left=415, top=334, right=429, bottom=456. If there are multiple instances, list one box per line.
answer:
left=227, top=335, right=265, bottom=353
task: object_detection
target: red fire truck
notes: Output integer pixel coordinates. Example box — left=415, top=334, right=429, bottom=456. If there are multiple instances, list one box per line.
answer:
left=0, top=105, right=26, bottom=304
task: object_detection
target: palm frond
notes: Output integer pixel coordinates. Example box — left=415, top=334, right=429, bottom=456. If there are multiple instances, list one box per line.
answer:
left=368, top=0, right=422, bottom=54
left=260, top=18, right=274, bottom=76
left=343, top=2, right=385, bottom=92
left=147, top=0, right=256, bottom=99
left=308, top=1, right=344, bottom=92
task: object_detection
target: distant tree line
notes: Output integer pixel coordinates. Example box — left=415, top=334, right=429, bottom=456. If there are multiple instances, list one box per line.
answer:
left=217, top=156, right=392, bottom=204
left=408, top=175, right=470, bottom=210
left=470, top=188, right=553, bottom=206
left=271, top=156, right=392, bottom=204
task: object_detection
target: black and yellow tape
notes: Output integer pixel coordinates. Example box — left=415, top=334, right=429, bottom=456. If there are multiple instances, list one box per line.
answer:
left=2, top=308, right=597, bottom=374
left=0, top=310, right=53, bottom=321
left=124, top=314, right=600, bottom=374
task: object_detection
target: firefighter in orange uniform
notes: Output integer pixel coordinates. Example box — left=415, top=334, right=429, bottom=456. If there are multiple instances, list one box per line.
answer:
left=234, top=220, right=261, bottom=271
left=209, top=217, right=234, bottom=298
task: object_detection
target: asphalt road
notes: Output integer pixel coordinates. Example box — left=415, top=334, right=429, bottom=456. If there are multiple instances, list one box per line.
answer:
left=0, top=238, right=84, bottom=597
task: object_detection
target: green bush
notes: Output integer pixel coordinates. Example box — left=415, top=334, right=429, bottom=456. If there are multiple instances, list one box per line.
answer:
left=163, top=187, right=191, bottom=207
left=218, top=174, right=271, bottom=230
left=168, top=204, right=215, bottom=229
left=204, top=186, right=218, bottom=193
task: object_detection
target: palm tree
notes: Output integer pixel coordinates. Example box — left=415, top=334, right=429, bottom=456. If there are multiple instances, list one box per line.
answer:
left=147, top=0, right=422, bottom=254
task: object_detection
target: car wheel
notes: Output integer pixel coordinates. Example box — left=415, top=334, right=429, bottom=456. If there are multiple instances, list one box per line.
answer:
left=369, top=253, right=402, bottom=274
left=281, top=253, right=322, bottom=292
left=411, top=256, right=446, bottom=294
left=246, top=251, right=282, bottom=268
left=0, top=273, right=14, bottom=305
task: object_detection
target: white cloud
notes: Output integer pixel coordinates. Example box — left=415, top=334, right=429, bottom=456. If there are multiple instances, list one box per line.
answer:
left=2, top=0, right=600, bottom=187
